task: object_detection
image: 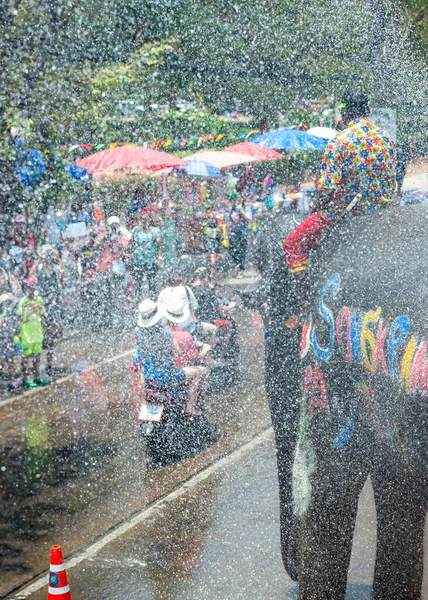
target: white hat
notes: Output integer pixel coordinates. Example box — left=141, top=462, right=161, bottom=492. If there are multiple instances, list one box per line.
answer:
left=161, top=290, right=191, bottom=324
left=137, top=299, right=164, bottom=328
left=107, top=216, right=120, bottom=226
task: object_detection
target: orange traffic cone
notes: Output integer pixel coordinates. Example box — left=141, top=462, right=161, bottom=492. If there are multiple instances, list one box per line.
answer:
left=48, top=545, right=71, bottom=600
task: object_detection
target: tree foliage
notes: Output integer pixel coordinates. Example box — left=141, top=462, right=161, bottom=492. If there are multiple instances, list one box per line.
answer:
left=0, top=0, right=427, bottom=209
left=401, top=0, right=428, bottom=51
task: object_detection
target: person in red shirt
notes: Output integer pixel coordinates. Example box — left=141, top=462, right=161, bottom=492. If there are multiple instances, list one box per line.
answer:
left=161, top=294, right=210, bottom=416
left=171, top=328, right=212, bottom=368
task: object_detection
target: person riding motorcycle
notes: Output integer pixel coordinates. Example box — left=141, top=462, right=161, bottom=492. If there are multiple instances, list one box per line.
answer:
left=133, top=298, right=209, bottom=417
left=190, top=266, right=237, bottom=362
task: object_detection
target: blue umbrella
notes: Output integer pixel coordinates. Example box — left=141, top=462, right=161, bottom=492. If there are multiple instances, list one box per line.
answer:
left=179, top=159, right=223, bottom=177
left=252, top=129, right=328, bottom=151
left=63, top=163, right=89, bottom=182
left=15, top=140, right=46, bottom=188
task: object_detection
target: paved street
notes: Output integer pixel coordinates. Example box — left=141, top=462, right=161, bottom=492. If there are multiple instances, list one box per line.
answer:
left=3, top=298, right=428, bottom=600
left=7, top=430, right=428, bottom=600
left=0, top=306, right=269, bottom=598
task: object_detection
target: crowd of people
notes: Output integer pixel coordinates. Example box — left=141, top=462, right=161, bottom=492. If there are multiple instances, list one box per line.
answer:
left=0, top=165, right=270, bottom=393
left=0, top=230, right=67, bottom=390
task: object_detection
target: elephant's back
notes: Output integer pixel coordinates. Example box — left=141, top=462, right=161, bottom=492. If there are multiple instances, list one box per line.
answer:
left=313, top=204, right=428, bottom=334
left=302, top=204, right=428, bottom=484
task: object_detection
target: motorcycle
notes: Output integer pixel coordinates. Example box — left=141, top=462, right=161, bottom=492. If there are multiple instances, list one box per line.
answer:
left=136, top=380, right=218, bottom=468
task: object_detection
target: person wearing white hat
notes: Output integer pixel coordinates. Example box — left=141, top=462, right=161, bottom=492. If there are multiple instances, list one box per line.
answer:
left=160, top=292, right=191, bottom=327
left=133, top=299, right=208, bottom=416
left=107, top=216, right=120, bottom=227
left=136, top=298, right=163, bottom=327
left=158, top=280, right=217, bottom=342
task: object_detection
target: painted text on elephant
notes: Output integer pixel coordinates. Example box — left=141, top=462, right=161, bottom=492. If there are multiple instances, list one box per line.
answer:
left=301, top=273, right=427, bottom=392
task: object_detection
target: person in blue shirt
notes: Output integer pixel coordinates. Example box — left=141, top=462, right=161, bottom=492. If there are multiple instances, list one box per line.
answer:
left=132, top=299, right=208, bottom=416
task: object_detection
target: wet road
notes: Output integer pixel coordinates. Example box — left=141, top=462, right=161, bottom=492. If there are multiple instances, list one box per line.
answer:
left=2, top=299, right=428, bottom=599
left=0, top=305, right=269, bottom=598
left=7, top=431, right=428, bottom=600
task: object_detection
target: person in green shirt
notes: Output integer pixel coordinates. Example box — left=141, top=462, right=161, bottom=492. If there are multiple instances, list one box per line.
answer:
left=128, top=211, right=163, bottom=301
left=17, top=276, right=49, bottom=387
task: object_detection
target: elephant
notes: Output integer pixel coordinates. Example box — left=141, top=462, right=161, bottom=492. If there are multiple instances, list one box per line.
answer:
left=293, top=203, right=428, bottom=599
left=242, top=204, right=305, bottom=580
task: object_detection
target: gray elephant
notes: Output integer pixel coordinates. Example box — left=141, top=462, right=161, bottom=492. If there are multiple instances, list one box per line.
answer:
left=293, top=204, right=428, bottom=599
left=242, top=204, right=304, bottom=580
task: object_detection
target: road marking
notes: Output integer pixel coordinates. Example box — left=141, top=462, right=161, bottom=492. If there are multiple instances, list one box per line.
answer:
left=0, top=349, right=135, bottom=409
left=10, top=427, right=273, bottom=599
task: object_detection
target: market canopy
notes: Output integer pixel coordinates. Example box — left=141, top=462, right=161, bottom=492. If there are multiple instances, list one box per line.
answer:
left=251, top=129, right=328, bottom=151
left=224, top=142, right=282, bottom=161
left=177, top=160, right=223, bottom=177
left=185, top=150, right=255, bottom=169
left=74, top=145, right=187, bottom=175
left=307, top=126, right=338, bottom=140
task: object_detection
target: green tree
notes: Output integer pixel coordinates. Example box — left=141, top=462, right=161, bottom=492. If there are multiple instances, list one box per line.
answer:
left=1, top=0, right=426, bottom=213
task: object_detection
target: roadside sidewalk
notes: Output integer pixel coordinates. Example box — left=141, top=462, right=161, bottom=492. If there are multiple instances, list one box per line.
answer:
left=219, top=266, right=260, bottom=287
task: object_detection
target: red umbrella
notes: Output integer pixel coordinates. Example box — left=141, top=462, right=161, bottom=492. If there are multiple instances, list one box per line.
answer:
left=224, top=142, right=282, bottom=161
left=74, top=146, right=187, bottom=175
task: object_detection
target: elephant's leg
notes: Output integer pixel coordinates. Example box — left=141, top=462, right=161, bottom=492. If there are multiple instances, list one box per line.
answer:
left=265, top=329, right=301, bottom=581
left=372, top=460, right=426, bottom=600
left=298, top=454, right=368, bottom=600
left=271, top=393, right=300, bottom=582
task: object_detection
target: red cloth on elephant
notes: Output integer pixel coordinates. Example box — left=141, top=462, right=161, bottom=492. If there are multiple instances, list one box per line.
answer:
left=283, top=212, right=331, bottom=273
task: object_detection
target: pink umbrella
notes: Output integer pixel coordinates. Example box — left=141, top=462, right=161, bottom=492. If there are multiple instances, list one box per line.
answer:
left=74, top=146, right=187, bottom=175
left=185, top=150, right=255, bottom=169
left=224, top=142, right=283, bottom=161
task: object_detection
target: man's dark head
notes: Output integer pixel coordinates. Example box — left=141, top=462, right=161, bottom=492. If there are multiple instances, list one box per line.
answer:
left=340, top=90, right=370, bottom=125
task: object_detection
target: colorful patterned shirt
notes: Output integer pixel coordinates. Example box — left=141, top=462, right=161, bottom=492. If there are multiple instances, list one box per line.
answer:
left=318, top=117, right=396, bottom=218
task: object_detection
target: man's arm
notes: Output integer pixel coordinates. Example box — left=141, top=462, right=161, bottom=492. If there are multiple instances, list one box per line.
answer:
left=199, top=343, right=212, bottom=359
left=283, top=212, right=331, bottom=273
left=283, top=140, right=340, bottom=327
left=237, top=204, right=252, bottom=223
left=219, top=301, right=236, bottom=312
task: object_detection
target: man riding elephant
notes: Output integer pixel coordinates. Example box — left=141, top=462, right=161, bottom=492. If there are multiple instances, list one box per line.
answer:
left=284, top=89, right=397, bottom=327
left=281, top=88, right=425, bottom=598
left=278, top=89, right=428, bottom=599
